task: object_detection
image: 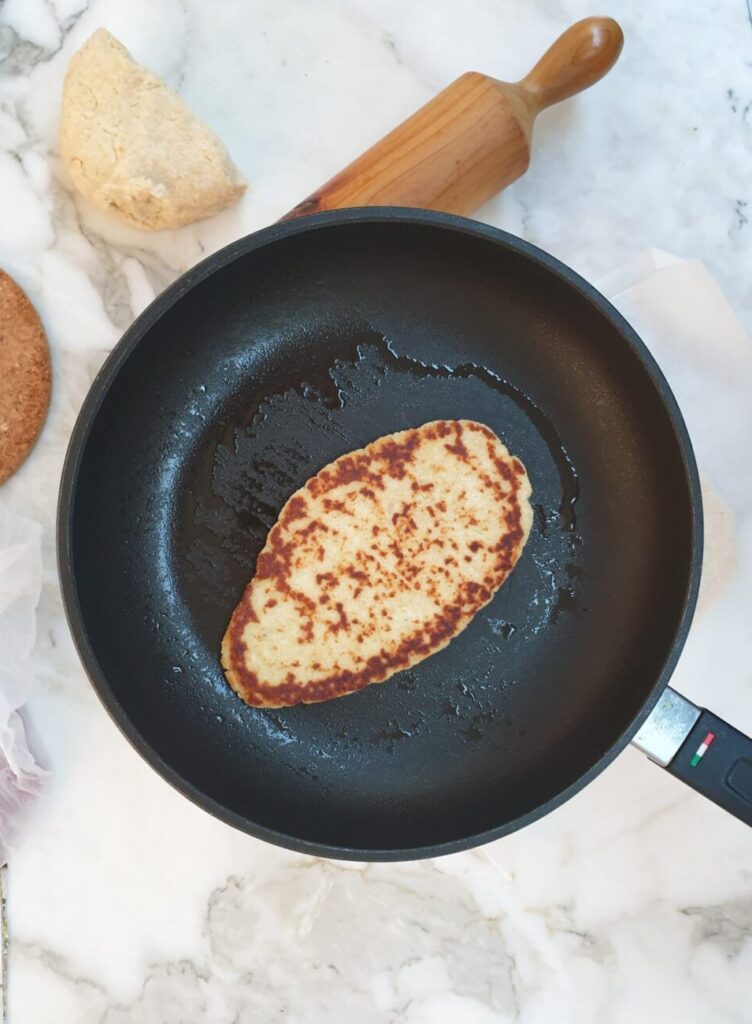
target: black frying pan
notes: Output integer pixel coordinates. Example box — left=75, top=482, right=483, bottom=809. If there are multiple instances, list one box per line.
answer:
left=58, top=209, right=752, bottom=859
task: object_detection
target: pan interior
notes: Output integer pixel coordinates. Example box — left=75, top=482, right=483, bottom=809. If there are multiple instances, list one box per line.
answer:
left=67, top=217, right=696, bottom=854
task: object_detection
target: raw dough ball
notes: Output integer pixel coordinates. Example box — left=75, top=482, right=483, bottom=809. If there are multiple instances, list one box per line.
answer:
left=60, top=29, right=247, bottom=230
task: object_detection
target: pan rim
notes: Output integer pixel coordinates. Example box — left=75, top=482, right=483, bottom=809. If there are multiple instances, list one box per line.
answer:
left=57, top=207, right=703, bottom=860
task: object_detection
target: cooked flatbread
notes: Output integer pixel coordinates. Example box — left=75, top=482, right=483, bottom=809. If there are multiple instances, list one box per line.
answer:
left=60, top=29, right=246, bottom=230
left=222, top=419, right=532, bottom=707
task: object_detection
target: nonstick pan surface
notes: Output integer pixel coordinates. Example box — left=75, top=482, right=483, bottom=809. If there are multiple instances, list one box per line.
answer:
left=58, top=209, right=701, bottom=859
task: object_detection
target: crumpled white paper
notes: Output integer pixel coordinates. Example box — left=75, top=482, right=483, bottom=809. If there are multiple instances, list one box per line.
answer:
left=596, top=249, right=752, bottom=721
left=0, top=504, right=47, bottom=864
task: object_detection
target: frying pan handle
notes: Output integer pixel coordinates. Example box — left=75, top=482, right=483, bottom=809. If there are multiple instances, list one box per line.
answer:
left=666, top=708, right=752, bottom=827
left=281, top=17, right=623, bottom=220
left=634, top=688, right=752, bottom=827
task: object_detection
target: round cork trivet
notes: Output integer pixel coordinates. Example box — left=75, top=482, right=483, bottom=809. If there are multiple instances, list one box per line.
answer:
left=0, top=271, right=52, bottom=485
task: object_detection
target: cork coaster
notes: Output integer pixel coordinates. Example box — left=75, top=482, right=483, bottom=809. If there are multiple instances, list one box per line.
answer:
left=0, top=271, right=52, bottom=485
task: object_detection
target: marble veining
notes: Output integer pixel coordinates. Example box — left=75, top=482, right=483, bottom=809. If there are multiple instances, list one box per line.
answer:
left=1, top=0, right=752, bottom=1022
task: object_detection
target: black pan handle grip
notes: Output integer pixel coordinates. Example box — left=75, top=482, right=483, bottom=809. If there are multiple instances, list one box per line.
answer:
left=666, top=709, right=752, bottom=827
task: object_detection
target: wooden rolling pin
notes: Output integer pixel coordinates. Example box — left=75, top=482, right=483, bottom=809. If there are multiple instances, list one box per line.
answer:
left=284, top=17, right=623, bottom=220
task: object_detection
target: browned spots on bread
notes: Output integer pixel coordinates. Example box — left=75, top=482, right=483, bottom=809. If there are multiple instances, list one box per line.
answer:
left=221, top=419, right=532, bottom=707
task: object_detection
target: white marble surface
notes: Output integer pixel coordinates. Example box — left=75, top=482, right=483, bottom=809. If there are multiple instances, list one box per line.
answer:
left=1, top=0, right=752, bottom=1021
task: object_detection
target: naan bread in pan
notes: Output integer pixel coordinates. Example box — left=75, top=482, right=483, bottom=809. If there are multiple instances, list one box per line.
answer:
left=222, top=419, right=532, bottom=707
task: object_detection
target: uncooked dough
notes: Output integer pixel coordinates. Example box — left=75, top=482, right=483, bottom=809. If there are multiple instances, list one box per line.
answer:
left=60, top=29, right=247, bottom=230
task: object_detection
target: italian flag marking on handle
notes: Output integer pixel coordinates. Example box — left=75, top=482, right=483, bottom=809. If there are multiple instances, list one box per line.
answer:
left=690, top=731, right=716, bottom=767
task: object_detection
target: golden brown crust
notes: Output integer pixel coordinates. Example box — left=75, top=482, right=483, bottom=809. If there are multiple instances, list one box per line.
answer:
left=0, top=271, right=52, bottom=485
left=222, top=419, right=532, bottom=707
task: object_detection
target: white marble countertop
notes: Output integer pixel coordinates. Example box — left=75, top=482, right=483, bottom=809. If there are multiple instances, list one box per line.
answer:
left=1, top=0, right=752, bottom=1021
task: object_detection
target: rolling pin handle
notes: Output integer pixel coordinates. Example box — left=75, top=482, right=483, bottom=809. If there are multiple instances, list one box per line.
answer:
left=517, top=16, right=624, bottom=114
